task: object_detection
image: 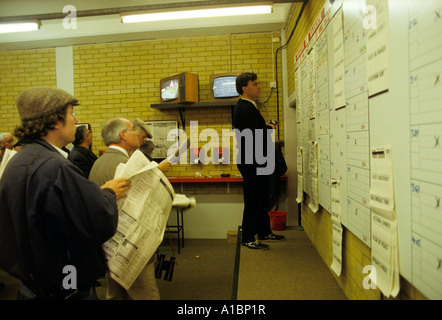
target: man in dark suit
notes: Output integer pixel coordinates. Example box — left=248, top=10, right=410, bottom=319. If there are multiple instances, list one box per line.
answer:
left=233, top=72, right=285, bottom=250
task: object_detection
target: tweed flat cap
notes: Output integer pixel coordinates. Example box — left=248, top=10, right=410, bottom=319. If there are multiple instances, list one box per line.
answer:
left=132, top=118, right=153, bottom=139
left=16, top=87, right=79, bottom=121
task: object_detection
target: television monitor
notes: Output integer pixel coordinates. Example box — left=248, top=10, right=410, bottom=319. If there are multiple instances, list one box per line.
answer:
left=160, top=72, right=199, bottom=103
left=210, top=73, right=240, bottom=101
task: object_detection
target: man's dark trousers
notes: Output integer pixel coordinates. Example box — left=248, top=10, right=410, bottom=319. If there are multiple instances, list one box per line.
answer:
left=238, top=164, right=272, bottom=243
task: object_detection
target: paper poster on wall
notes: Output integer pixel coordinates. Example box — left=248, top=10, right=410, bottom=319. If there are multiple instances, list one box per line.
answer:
left=309, top=141, right=318, bottom=177
left=309, top=176, right=319, bottom=213
left=331, top=179, right=342, bottom=224
left=297, top=146, right=304, bottom=204
left=330, top=179, right=343, bottom=276
left=144, top=121, right=179, bottom=159
left=295, top=67, right=302, bottom=123
left=408, top=0, right=442, bottom=299
left=308, top=141, right=319, bottom=213
left=307, top=48, right=317, bottom=119
left=297, top=174, right=304, bottom=204
left=300, top=57, right=309, bottom=122
left=369, top=145, right=394, bottom=220
left=369, top=145, right=399, bottom=298
left=411, top=232, right=442, bottom=299
left=370, top=212, right=400, bottom=298
left=343, top=1, right=371, bottom=245
left=297, top=146, right=304, bottom=175
left=316, top=28, right=332, bottom=212
left=366, top=0, right=390, bottom=96
left=331, top=223, right=343, bottom=276
left=332, top=7, right=346, bottom=109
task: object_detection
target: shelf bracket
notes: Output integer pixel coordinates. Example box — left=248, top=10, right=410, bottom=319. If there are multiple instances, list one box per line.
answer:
left=179, top=107, right=185, bottom=131
left=231, top=106, right=235, bottom=129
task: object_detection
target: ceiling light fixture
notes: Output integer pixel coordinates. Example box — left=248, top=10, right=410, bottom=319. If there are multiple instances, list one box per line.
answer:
left=121, top=3, right=273, bottom=23
left=0, top=20, right=41, bottom=34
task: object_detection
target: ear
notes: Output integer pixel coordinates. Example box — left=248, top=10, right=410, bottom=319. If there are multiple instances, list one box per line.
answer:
left=53, top=121, right=62, bottom=130
left=119, top=130, right=126, bottom=141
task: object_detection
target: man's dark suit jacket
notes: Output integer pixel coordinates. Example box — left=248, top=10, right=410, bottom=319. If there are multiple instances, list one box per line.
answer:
left=233, top=98, right=271, bottom=169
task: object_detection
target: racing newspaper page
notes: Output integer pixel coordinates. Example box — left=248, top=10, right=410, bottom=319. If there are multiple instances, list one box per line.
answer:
left=102, top=150, right=175, bottom=290
left=0, top=148, right=17, bottom=179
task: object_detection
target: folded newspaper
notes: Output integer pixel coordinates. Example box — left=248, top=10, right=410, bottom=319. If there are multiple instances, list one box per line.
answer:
left=102, top=150, right=176, bottom=290
left=0, top=148, right=17, bottom=179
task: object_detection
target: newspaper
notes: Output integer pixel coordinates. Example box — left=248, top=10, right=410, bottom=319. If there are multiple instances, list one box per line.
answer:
left=0, top=148, right=17, bottom=179
left=102, top=150, right=175, bottom=290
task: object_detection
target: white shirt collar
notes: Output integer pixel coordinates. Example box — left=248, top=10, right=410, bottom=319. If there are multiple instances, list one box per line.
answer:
left=109, top=145, right=129, bottom=157
left=240, top=97, right=258, bottom=109
left=49, top=143, right=68, bottom=158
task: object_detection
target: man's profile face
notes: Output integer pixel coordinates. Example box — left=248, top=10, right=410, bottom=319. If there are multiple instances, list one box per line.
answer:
left=121, top=120, right=141, bottom=151
left=58, top=105, right=78, bottom=146
left=243, top=79, right=261, bottom=100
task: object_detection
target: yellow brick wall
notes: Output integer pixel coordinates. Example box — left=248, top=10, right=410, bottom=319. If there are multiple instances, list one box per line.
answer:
left=73, top=32, right=283, bottom=178
left=0, top=49, right=56, bottom=136
left=0, top=32, right=282, bottom=182
left=286, top=1, right=426, bottom=300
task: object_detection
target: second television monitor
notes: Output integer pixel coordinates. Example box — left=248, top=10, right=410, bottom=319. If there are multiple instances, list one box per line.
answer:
left=210, top=73, right=240, bottom=101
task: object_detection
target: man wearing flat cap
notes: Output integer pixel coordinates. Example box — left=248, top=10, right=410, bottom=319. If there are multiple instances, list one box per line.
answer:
left=132, top=118, right=170, bottom=173
left=0, top=87, right=131, bottom=300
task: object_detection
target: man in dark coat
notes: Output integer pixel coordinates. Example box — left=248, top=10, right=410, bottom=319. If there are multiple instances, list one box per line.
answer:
left=68, top=124, right=98, bottom=178
left=233, top=72, right=285, bottom=250
left=0, top=87, right=130, bottom=299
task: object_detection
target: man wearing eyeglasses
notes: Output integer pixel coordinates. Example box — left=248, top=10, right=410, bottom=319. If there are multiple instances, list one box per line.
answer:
left=89, top=117, right=160, bottom=300
left=89, top=118, right=140, bottom=186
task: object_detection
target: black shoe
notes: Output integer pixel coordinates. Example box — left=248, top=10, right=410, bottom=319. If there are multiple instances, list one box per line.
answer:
left=242, top=240, right=270, bottom=250
left=258, top=232, right=285, bottom=241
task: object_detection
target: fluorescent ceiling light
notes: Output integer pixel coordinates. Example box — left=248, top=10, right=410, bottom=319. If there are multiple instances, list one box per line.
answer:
left=121, top=4, right=273, bottom=23
left=0, top=20, right=41, bottom=34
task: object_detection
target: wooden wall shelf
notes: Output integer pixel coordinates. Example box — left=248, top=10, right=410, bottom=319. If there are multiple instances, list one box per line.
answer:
left=150, top=101, right=236, bottom=109
left=150, top=101, right=237, bottom=130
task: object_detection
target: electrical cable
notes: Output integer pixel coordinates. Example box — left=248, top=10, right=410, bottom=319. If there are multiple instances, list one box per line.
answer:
left=274, top=1, right=308, bottom=141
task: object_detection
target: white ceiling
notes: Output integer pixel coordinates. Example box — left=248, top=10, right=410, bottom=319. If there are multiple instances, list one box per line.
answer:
left=0, top=0, right=301, bottom=51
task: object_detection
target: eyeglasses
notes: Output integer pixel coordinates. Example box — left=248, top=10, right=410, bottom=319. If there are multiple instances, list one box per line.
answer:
left=137, top=133, right=149, bottom=143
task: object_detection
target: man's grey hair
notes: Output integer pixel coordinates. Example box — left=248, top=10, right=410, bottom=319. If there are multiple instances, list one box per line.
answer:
left=101, top=118, right=129, bottom=146
left=0, top=132, right=12, bottom=143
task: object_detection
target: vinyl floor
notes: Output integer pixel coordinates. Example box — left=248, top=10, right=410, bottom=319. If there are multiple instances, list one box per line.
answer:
left=0, top=227, right=346, bottom=300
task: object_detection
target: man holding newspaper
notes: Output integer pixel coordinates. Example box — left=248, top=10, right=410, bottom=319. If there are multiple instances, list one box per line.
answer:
left=89, top=118, right=175, bottom=300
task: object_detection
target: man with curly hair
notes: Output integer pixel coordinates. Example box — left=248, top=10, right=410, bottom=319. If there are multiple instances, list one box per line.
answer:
left=0, top=87, right=131, bottom=300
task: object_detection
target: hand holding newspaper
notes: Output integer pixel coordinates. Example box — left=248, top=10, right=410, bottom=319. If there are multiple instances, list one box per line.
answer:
left=102, top=150, right=176, bottom=290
